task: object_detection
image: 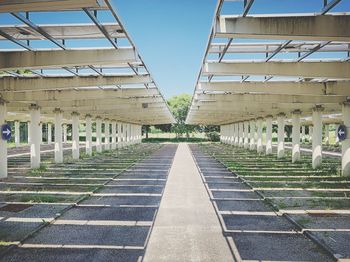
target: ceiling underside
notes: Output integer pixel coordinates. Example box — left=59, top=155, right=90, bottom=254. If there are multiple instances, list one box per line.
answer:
left=186, top=0, right=350, bottom=125
left=0, top=0, right=175, bottom=125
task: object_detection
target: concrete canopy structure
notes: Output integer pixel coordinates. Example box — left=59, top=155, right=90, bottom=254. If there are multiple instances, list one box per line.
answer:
left=186, top=0, right=350, bottom=174
left=0, top=0, right=175, bottom=177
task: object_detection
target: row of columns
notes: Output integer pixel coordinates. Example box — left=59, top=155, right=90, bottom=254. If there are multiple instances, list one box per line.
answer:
left=0, top=104, right=143, bottom=178
left=220, top=104, right=350, bottom=176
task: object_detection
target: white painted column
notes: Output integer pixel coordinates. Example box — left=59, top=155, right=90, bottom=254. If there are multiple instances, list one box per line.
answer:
left=54, top=109, right=63, bottom=163
left=39, top=123, right=43, bottom=144
left=111, top=120, right=117, bottom=150
left=309, top=126, right=313, bottom=143
left=335, top=124, right=340, bottom=144
left=30, top=105, right=41, bottom=168
left=71, top=112, right=80, bottom=160
left=127, top=123, right=131, bottom=145
left=123, top=123, right=127, bottom=147
left=47, top=123, right=52, bottom=144
left=292, top=110, right=301, bottom=163
left=0, top=101, right=7, bottom=178
left=324, top=125, right=330, bottom=145
left=117, top=122, right=122, bottom=149
left=104, top=119, right=110, bottom=150
left=301, top=126, right=306, bottom=143
left=27, top=121, right=31, bottom=144
left=14, top=120, right=20, bottom=147
left=312, top=106, right=323, bottom=169
left=96, top=117, right=102, bottom=153
left=239, top=122, right=244, bottom=147
left=256, top=118, right=263, bottom=153
left=266, top=116, right=273, bottom=155
left=249, top=121, right=256, bottom=150
left=277, top=113, right=285, bottom=159
left=244, top=121, right=249, bottom=149
left=85, top=115, right=92, bottom=156
left=229, top=124, right=234, bottom=145
left=63, top=124, right=67, bottom=143
left=342, top=103, right=350, bottom=176
left=233, top=123, right=237, bottom=146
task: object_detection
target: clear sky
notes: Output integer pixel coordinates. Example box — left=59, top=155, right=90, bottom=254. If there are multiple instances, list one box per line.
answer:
left=112, top=0, right=217, bottom=99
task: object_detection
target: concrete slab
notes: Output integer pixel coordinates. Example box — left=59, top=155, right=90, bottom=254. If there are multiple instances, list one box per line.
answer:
left=0, top=247, right=144, bottom=262
left=26, top=224, right=150, bottom=247
left=61, top=206, right=157, bottom=222
left=82, top=196, right=161, bottom=206
left=215, top=199, right=270, bottom=212
left=229, top=232, right=333, bottom=261
left=99, top=185, right=163, bottom=194
left=143, top=143, right=233, bottom=262
left=222, top=214, right=297, bottom=231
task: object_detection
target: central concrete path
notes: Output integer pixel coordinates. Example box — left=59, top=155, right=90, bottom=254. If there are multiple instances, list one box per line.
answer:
left=144, top=143, right=233, bottom=262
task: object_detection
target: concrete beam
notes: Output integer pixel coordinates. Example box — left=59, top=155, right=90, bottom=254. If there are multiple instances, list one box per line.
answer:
left=0, top=0, right=107, bottom=12
left=1, top=88, right=160, bottom=102
left=195, top=93, right=347, bottom=104
left=217, top=14, right=350, bottom=41
left=0, top=23, right=123, bottom=41
left=203, top=62, right=350, bottom=79
left=198, top=81, right=350, bottom=96
left=0, top=75, right=152, bottom=91
left=0, top=48, right=137, bottom=71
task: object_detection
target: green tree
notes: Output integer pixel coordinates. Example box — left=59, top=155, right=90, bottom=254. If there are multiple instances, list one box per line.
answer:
left=167, top=94, right=195, bottom=138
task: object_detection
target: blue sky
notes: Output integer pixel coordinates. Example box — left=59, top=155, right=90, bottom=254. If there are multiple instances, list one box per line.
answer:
left=112, top=0, right=217, bottom=98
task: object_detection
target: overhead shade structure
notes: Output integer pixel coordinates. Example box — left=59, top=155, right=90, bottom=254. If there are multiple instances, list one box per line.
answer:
left=186, top=0, right=350, bottom=174
left=0, top=0, right=175, bottom=125
left=186, top=0, right=350, bottom=126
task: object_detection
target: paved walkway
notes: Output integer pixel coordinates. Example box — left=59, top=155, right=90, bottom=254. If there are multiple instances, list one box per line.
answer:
left=144, top=143, right=233, bottom=262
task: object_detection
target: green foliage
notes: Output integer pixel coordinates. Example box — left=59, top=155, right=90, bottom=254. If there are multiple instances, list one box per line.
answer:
left=167, top=94, right=195, bottom=138
left=205, top=131, right=220, bottom=142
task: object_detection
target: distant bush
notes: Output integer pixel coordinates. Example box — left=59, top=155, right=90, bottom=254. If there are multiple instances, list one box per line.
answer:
left=206, top=131, right=220, bottom=142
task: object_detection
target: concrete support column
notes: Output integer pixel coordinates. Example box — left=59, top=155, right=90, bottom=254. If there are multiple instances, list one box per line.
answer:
left=249, top=121, right=256, bottom=150
left=277, top=113, right=285, bottom=159
left=0, top=101, right=7, bottom=178
left=14, top=120, right=20, bottom=147
left=85, top=115, right=92, bottom=156
left=233, top=123, right=237, bottom=146
left=292, top=110, right=301, bottom=163
left=325, top=125, right=330, bottom=145
left=121, top=123, right=125, bottom=146
left=96, top=117, right=102, bottom=153
left=301, top=126, right=306, bottom=143
left=256, top=118, right=263, bottom=153
left=342, top=103, right=350, bottom=176
left=104, top=119, right=110, bottom=151
left=335, top=124, right=340, bottom=144
left=309, top=126, right=313, bottom=143
left=30, top=105, right=41, bottom=168
left=54, top=109, right=63, bottom=163
left=244, top=121, right=249, bottom=149
left=117, top=122, right=122, bottom=149
left=72, top=112, right=80, bottom=160
left=239, top=122, right=244, bottom=147
left=40, top=123, right=43, bottom=144
left=63, top=124, right=67, bottom=143
left=127, top=123, right=131, bottom=145
left=111, top=120, right=117, bottom=150
left=27, top=122, right=31, bottom=144
left=266, top=116, right=273, bottom=155
left=312, top=106, right=324, bottom=169
left=47, top=123, right=52, bottom=144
